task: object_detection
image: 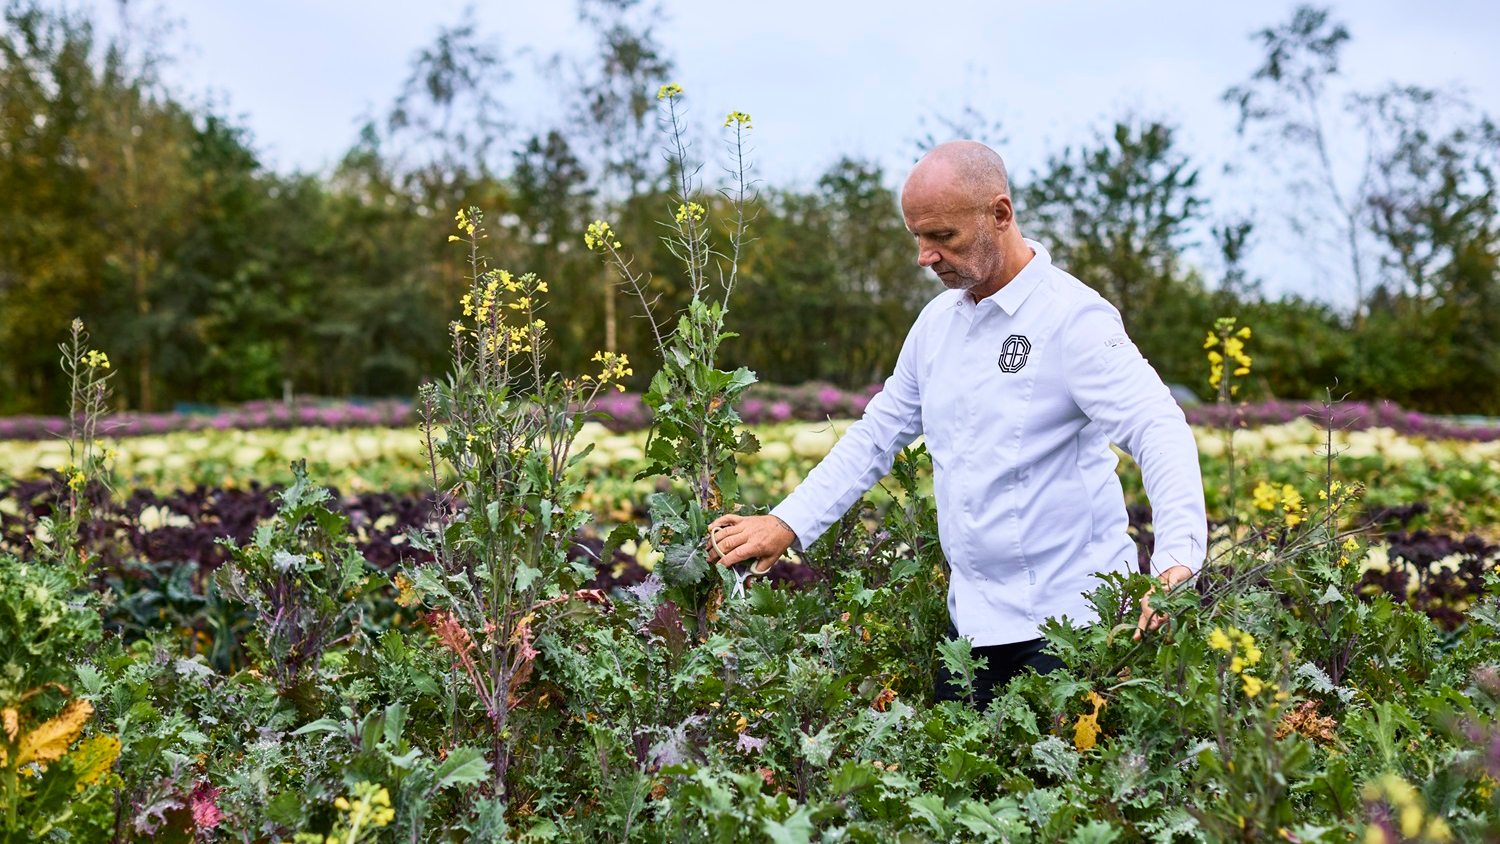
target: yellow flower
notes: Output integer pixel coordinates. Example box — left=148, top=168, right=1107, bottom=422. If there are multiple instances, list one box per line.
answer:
left=656, top=83, right=684, bottom=100
left=1230, top=655, right=1246, bottom=674
left=1203, top=332, right=1219, bottom=349
left=1252, top=481, right=1279, bottom=511
left=1281, top=485, right=1303, bottom=515
left=83, top=350, right=110, bottom=369
left=1208, top=627, right=1232, bottom=651
left=1342, top=536, right=1358, bottom=552
left=724, top=110, right=753, bottom=128
left=1233, top=367, right=1251, bottom=376
left=675, top=202, right=706, bottom=224
left=1241, top=674, right=1263, bottom=697
left=584, top=220, right=617, bottom=251
left=1207, top=350, right=1224, bottom=364
left=454, top=207, right=478, bottom=236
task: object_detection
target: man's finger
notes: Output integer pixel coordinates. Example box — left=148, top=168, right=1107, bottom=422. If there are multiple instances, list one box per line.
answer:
left=1133, top=590, right=1155, bottom=640
left=708, top=528, right=743, bottom=562
left=708, top=514, right=743, bottom=532
left=718, top=541, right=758, bottom=569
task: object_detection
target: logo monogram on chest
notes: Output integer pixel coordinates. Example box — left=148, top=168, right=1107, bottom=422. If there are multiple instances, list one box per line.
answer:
left=998, top=334, right=1031, bottom=373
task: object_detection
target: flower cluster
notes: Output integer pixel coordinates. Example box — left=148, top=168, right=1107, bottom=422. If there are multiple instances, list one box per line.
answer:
left=460, top=271, right=506, bottom=324
left=1251, top=481, right=1306, bottom=527
left=584, top=350, right=633, bottom=392
left=453, top=267, right=551, bottom=357
left=1207, top=625, right=1267, bottom=697
left=63, top=464, right=85, bottom=491
left=1205, top=318, right=1252, bottom=392
left=656, top=83, right=684, bottom=100
left=1337, top=535, right=1359, bottom=567
left=454, top=207, right=478, bottom=237
left=294, top=781, right=395, bottom=844
left=82, top=350, right=109, bottom=369
left=583, top=219, right=621, bottom=251
left=724, top=110, right=752, bottom=129
left=1361, top=773, right=1452, bottom=843
left=674, top=202, right=706, bottom=225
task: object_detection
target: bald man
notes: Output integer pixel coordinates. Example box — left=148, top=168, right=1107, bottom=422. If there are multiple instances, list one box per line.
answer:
left=708, top=141, right=1206, bottom=707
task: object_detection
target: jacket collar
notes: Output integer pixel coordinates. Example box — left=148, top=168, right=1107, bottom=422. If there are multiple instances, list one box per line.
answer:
left=950, top=239, right=1051, bottom=316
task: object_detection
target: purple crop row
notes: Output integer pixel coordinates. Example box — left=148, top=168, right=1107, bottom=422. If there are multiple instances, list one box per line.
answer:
left=0, top=383, right=884, bottom=441
left=4, top=386, right=1498, bottom=443
left=0, top=398, right=415, bottom=441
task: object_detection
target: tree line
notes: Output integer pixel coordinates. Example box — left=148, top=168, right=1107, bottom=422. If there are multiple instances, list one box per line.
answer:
left=2, top=2, right=1497, bottom=415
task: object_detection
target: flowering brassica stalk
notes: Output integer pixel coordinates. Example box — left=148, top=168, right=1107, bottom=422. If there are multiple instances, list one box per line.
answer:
left=584, top=85, right=763, bottom=631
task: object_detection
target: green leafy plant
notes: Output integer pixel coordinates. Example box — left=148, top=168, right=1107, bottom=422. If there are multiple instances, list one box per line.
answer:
left=216, top=460, right=373, bottom=697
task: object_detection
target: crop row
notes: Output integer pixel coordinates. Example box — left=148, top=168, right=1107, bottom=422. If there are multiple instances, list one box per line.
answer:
left=4, top=389, right=1500, bottom=442
left=5, top=418, right=1500, bottom=534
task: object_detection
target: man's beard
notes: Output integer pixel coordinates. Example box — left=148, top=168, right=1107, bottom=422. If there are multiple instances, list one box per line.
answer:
left=935, top=239, right=1004, bottom=292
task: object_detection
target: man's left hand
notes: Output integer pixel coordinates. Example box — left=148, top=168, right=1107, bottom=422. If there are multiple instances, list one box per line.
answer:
left=1133, top=565, right=1193, bottom=641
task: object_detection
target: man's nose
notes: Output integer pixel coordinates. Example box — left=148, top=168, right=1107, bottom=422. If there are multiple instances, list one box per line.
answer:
left=917, top=246, right=940, bottom=267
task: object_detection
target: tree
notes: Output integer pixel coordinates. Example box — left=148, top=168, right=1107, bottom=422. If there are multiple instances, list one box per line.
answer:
left=563, top=0, right=674, bottom=352
left=1354, top=90, right=1500, bottom=411
left=0, top=1, right=201, bottom=411
left=1224, top=5, right=1375, bottom=318
left=726, top=158, right=931, bottom=387
left=1021, top=119, right=1205, bottom=331
left=509, top=130, right=599, bottom=376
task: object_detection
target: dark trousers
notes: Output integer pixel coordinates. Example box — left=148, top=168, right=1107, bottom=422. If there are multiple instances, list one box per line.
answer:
left=933, top=629, right=1064, bottom=708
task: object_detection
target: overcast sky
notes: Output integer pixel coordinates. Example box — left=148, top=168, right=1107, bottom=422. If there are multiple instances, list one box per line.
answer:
left=91, top=0, right=1500, bottom=302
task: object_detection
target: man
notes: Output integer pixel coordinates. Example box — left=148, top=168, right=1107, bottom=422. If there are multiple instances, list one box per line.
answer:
left=707, top=140, right=1206, bottom=706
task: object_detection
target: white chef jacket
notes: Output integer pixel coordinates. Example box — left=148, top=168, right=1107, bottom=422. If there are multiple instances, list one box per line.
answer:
left=771, top=239, right=1206, bottom=646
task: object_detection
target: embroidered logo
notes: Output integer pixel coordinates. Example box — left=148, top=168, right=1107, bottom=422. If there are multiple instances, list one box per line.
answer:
left=998, top=334, right=1031, bottom=373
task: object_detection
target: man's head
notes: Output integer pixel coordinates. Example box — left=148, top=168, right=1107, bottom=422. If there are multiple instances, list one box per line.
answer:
left=901, top=141, right=1027, bottom=299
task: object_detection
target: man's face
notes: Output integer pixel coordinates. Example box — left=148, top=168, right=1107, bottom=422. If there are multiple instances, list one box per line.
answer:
left=901, top=183, right=1006, bottom=294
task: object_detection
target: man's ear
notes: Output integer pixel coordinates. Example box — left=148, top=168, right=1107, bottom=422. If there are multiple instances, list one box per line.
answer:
left=991, top=194, right=1014, bottom=232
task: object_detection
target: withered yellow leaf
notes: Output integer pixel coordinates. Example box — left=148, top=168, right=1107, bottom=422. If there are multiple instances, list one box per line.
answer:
left=71, top=734, right=121, bottom=790
left=17, top=698, right=93, bottom=767
left=1073, top=691, right=1106, bottom=751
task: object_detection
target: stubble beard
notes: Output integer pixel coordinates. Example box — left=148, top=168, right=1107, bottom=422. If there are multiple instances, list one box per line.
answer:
left=936, top=237, right=1006, bottom=294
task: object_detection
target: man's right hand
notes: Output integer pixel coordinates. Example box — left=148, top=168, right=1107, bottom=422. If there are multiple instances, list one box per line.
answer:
left=705, top=514, right=797, bottom=574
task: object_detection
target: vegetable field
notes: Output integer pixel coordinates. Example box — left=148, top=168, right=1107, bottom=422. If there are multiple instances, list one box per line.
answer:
left=3, top=94, right=1499, bottom=844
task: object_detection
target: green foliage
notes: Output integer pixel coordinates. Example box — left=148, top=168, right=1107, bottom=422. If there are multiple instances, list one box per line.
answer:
left=216, top=460, right=373, bottom=692
left=0, top=551, right=115, bottom=841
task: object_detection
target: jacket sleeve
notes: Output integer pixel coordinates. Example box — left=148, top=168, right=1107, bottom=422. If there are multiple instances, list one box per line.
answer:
left=770, top=316, right=926, bottom=551
left=1061, top=300, right=1207, bottom=575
